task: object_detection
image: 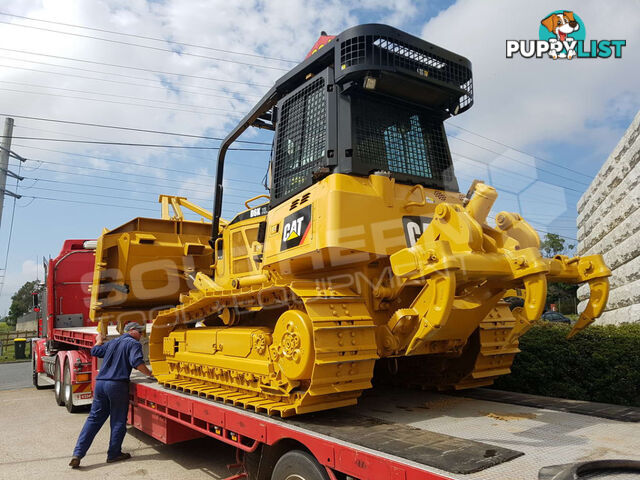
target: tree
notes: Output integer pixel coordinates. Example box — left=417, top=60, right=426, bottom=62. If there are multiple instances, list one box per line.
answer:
left=540, top=232, right=575, bottom=257
left=5, top=280, right=40, bottom=326
left=540, top=233, right=577, bottom=313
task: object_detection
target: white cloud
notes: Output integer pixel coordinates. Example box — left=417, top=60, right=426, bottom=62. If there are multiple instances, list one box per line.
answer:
left=420, top=0, right=640, bottom=155
left=21, top=259, right=38, bottom=277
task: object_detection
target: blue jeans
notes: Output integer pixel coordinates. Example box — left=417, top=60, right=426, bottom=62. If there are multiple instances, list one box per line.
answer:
left=73, top=380, right=130, bottom=460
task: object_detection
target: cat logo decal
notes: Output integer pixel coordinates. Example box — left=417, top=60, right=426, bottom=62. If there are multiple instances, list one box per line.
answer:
left=281, top=205, right=311, bottom=250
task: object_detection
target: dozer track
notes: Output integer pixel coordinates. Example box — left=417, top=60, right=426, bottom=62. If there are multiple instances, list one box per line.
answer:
left=150, top=283, right=377, bottom=417
left=451, top=302, right=520, bottom=390
left=374, top=302, right=520, bottom=391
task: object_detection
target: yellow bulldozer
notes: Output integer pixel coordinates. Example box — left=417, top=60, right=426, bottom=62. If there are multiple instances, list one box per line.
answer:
left=91, top=24, right=610, bottom=417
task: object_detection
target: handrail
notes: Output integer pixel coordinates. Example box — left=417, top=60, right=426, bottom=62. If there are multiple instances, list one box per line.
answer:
left=158, top=195, right=228, bottom=228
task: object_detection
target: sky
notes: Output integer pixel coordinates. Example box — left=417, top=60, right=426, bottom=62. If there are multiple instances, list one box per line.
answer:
left=0, top=0, right=638, bottom=314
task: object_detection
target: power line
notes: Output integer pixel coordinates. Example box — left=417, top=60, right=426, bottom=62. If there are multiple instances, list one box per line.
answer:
left=19, top=193, right=158, bottom=212
left=22, top=153, right=573, bottom=224
left=0, top=20, right=290, bottom=72
left=17, top=169, right=576, bottom=240
left=0, top=79, right=253, bottom=108
left=13, top=154, right=262, bottom=192
left=448, top=122, right=594, bottom=180
left=4, top=136, right=270, bottom=150
left=11, top=144, right=266, bottom=187
left=22, top=188, right=247, bottom=221
left=451, top=151, right=584, bottom=194
left=0, top=86, right=245, bottom=117
left=23, top=184, right=577, bottom=241
left=4, top=132, right=579, bottom=238
left=16, top=125, right=109, bottom=143
left=3, top=125, right=586, bottom=195
left=27, top=185, right=195, bottom=206
left=486, top=213, right=577, bottom=242
left=22, top=176, right=261, bottom=204
left=23, top=186, right=239, bottom=217
left=0, top=11, right=298, bottom=64
left=9, top=136, right=583, bottom=200
left=449, top=136, right=590, bottom=188
left=29, top=164, right=263, bottom=193
left=19, top=193, right=243, bottom=224
left=0, top=56, right=262, bottom=98
left=0, top=21, right=592, bottom=187
left=0, top=48, right=273, bottom=88
left=5, top=113, right=271, bottom=144
left=21, top=178, right=576, bottom=239
left=31, top=174, right=571, bottom=223
left=25, top=165, right=571, bottom=222
left=8, top=137, right=584, bottom=201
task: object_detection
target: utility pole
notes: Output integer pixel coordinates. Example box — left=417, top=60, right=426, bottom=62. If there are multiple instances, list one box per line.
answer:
left=0, top=117, right=15, bottom=228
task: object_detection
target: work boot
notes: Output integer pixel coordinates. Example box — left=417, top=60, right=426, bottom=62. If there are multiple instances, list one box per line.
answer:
left=106, top=452, right=131, bottom=463
left=69, top=456, right=81, bottom=469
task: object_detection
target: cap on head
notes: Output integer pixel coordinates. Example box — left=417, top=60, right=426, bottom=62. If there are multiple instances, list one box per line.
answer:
left=123, top=322, right=145, bottom=333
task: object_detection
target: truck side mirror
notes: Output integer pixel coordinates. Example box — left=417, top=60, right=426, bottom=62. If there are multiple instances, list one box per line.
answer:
left=32, top=291, right=40, bottom=312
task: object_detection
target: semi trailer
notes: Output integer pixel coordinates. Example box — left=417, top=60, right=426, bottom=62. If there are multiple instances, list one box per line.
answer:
left=28, top=23, right=639, bottom=479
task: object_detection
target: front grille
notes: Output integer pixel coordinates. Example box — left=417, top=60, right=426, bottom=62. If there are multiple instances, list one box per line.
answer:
left=351, top=94, right=454, bottom=184
left=272, top=77, right=327, bottom=202
left=340, top=34, right=473, bottom=111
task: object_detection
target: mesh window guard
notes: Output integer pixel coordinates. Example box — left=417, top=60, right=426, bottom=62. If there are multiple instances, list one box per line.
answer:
left=272, top=77, right=327, bottom=202
left=340, top=34, right=473, bottom=111
left=351, top=94, right=454, bottom=184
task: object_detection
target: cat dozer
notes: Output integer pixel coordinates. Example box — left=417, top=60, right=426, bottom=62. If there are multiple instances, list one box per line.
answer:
left=94, top=25, right=610, bottom=417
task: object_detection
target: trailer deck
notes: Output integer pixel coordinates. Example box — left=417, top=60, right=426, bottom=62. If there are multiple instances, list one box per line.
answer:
left=54, top=325, right=639, bottom=479
left=130, top=374, right=640, bottom=480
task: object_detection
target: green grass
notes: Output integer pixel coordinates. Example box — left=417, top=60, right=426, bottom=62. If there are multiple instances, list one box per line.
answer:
left=0, top=321, right=32, bottom=362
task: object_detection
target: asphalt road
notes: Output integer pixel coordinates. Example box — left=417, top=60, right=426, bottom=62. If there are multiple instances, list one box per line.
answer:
left=0, top=385, right=236, bottom=478
left=0, top=360, right=32, bottom=390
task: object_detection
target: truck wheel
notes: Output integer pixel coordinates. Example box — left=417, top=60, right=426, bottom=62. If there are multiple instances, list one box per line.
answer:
left=271, top=450, right=329, bottom=480
left=54, top=358, right=65, bottom=406
left=64, top=361, right=81, bottom=413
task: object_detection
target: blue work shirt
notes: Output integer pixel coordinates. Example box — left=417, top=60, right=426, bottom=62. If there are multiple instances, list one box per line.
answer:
left=91, top=333, right=144, bottom=382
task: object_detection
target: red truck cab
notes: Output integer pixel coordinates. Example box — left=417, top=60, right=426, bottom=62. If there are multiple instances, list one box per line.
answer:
left=32, top=239, right=98, bottom=411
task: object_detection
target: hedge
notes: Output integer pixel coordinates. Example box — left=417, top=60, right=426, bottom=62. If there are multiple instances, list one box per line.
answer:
left=493, top=322, right=640, bottom=407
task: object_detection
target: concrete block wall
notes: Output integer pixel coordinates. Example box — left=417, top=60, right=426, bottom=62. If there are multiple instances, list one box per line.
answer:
left=16, top=311, right=37, bottom=333
left=576, top=110, right=640, bottom=324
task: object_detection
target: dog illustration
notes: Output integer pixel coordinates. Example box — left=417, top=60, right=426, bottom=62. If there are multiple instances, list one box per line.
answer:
left=541, top=11, right=580, bottom=59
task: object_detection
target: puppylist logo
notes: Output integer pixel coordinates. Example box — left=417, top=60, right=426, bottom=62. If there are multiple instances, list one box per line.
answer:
left=507, top=11, right=626, bottom=60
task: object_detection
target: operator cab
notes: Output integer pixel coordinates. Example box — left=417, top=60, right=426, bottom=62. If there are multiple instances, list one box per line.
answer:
left=211, top=24, right=474, bottom=285
left=212, top=24, right=473, bottom=242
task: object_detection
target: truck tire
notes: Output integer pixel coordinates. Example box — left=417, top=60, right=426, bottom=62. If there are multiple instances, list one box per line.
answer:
left=54, top=358, right=65, bottom=406
left=64, top=361, right=82, bottom=413
left=271, top=450, right=329, bottom=480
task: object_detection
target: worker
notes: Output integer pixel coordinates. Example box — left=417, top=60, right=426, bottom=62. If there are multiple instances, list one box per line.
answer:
left=69, top=322, right=153, bottom=469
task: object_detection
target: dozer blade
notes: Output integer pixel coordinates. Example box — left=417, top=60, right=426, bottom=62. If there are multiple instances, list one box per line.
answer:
left=567, top=277, right=610, bottom=339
